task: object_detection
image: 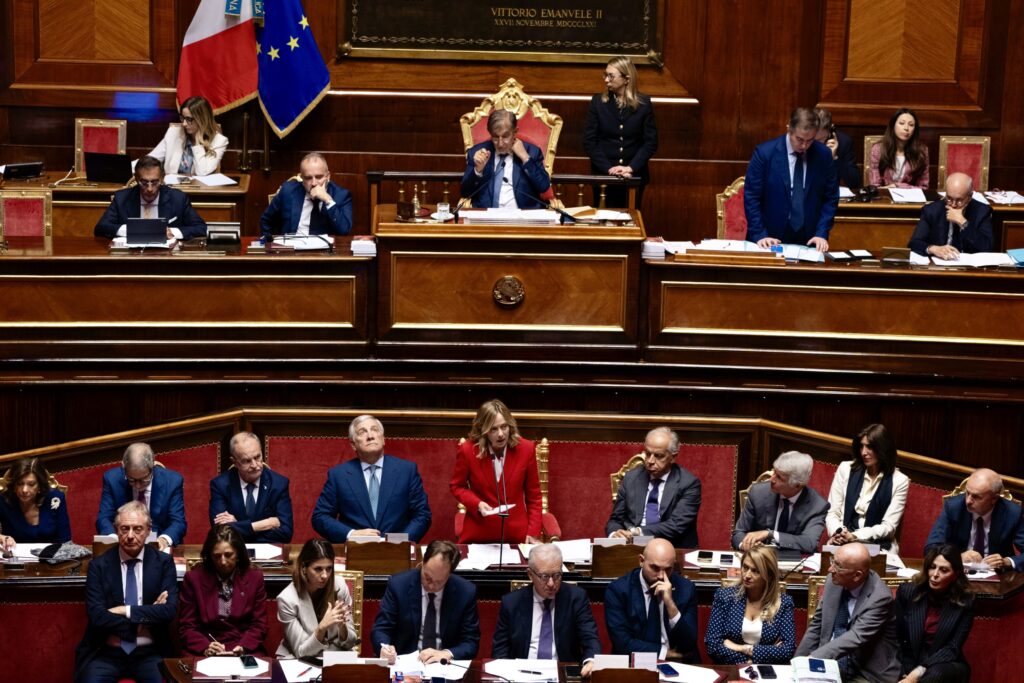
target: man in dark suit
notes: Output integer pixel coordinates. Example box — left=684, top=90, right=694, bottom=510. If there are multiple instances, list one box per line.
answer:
left=209, top=431, right=293, bottom=543
left=732, top=450, right=829, bottom=554
left=97, top=442, right=186, bottom=550
left=93, top=155, right=207, bottom=240
left=372, top=540, right=480, bottom=664
left=744, top=107, right=840, bottom=252
left=460, top=110, right=551, bottom=210
left=604, top=538, right=699, bottom=662
left=814, top=107, right=861, bottom=190
left=492, top=544, right=601, bottom=676
left=260, top=152, right=353, bottom=241
left=312, top=414, right=432, bottom=542
left=797, top=543, right=900, bottom=682
left=926, top=467, right=1024, bottom=571
left=606, top=426, right=702, bottom=547
left=75, top=501, right=178, bottom=683
left=909, top=172, right=993, bottom=259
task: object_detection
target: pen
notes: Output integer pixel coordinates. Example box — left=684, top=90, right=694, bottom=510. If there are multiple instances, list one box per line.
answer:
left=519, top=670, right=544, bottom=675
left=297, top=666, right=313, bottom=676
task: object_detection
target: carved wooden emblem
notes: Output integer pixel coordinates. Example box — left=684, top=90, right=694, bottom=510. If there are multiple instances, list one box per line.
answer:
left=493, top=275, right=525, bottom=307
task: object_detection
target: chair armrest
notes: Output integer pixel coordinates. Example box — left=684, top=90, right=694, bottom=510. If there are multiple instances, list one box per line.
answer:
left=541, top=512, right=561, bottom=542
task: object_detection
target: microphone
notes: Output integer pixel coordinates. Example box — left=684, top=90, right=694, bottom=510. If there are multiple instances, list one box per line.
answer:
left=780, top=552, right=812, bottom=582
left=453, top=156, right=506, bottom=219
left=439, top=658, right=513, bottom=683
left=502, top=177, right=576, bottom=224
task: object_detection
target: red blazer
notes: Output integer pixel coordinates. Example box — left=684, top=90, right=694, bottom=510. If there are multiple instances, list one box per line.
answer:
left=450, top=437, right=543, bottom=543
left=178, top=565, right=269, bottom=655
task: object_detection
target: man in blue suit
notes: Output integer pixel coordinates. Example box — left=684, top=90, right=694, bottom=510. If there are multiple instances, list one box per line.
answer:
left=93, top=155, right=207, bottom=240
left=209, top=431, right=293, bottom=543
left=744, top=107, right=839, bottom=252
left=260, top=152, right=352, bottom=241
left=312, top=415, right=432, bottom=542
left=604, top=538, right=699, bottom=662
left=492, top=544, right=601, bottom=676
left=75, top=501, right=178, bottom=683
left=908, top=172, right=993, bottom=259
left=97, top=442, right=186, bottom=550
left=372, top=540, right=480, bottom=664
left=926, top=468, right=1024, bottom=571
left=460, top=110, right=551, bottom=210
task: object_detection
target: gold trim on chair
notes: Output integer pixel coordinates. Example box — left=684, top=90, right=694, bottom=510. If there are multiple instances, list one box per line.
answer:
left=938, top=136, right=991, bottom=192
left=0, top=188, right=54, bottom=241
left=459, top=78, right=563, bottom=177
left=806, top=574, right=908, bottom=618
left=337, top=569, right=364, bottom=652
left=738, top=470, right=773, bottom=514
left=862, top=134, right=883, bottom=187
left=0, top=468, right=67, bottom=495
left=944, top=476, right=1015, bottom=503
left=610, top=454, right=646, bottom=501
left=74, top=118, right=128, bottom=174
left=716, top=176, right=746, bottom=239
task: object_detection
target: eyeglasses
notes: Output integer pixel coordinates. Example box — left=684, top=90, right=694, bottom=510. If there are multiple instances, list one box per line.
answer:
left=744, top=666, right=759, bottom=680
left=603, top=72, right=622, bottom=81
left=136, top=179, right=161, bottom=188
left=945, top=195, right=969, bottom=208
left=125, top=472, right=154, bottom=485
left=530, top=569, right=563, bottom=583
left=180, top=115, right=195, bottom=124
left=829, top=559, right=852, bottom=573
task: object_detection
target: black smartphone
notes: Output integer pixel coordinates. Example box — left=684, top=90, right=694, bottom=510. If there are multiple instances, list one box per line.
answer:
left=563, top=664, right=582, bottom=680
left=719, top=553, right=734, bottom=565
left=240, top=654, right=258, bottom=669
left=809, top=658, right=827, bottom=673
left=757, top=664, right=778, bottom=679
left=657, top=663, right=678, bottom=677
left=697, top=550, right=713, bottom=561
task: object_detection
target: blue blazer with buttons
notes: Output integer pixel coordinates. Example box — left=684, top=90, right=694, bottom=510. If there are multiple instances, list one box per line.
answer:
left=96, top=466, right=187, bottom=545
left=704, top=586, right=796, bottom=664
left=460, top=140, right=551, bottom=209
left=208, top=467, right=293, bottom=543
left=604, top=567, right=700, bottom=662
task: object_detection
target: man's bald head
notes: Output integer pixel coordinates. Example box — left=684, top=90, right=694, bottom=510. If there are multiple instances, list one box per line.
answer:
left=831, top=542, right=870, bottom=590
left=945, top=172, right=973, bottom=197
left=965, top=468, right=1003, bottom=516
left=639, top=538, right=677, bottom=585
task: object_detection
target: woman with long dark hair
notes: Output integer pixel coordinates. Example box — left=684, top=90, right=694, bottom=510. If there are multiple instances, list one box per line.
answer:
left=276, top=539, right=356, bottom=658
left=0, top=457, right=71, bottom=548
left=869, top=107, right=929, bottom=188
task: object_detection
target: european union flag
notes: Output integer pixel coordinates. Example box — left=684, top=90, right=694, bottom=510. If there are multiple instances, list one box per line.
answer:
left=256, top=0, right=329, bottom=137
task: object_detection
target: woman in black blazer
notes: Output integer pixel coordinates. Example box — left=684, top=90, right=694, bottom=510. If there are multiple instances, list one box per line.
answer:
left=582, top=56, right=658, bottom=209
left=895, top=544, right=974, bottom=683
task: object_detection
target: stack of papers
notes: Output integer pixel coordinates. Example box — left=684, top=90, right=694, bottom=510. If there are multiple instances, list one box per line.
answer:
left=696, top=239, right=771, bottom=252
left=484, top=659, right=558, bottom=682
left=457, top=544, right=521, bottom=570
left=642, top=240, right=694, bottom=258
left=6, top=542, right=49, bottom=563
left=273, top=235, right=334, bottom=251
left=351, top=238, right=377, bottom=256
left=390, top=652, right=470, bottom=680
left=518, top=538, right=592, bottom=564
left=112, top=236, right=175, bottom=249
left=986, top=190, right=1024, bottom=205
left=782, top=244, right=824, bottom=262
left=460, top=208, right=560, bottom=225
left=929, top=252, right=1012, bottom=267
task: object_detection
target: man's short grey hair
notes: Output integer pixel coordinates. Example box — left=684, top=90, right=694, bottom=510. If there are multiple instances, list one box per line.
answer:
left=773, top=450, right=813, bottom=487
left=114, top=500, right=152, bottom=529
left=301, top=151, right=328, bottom=169
left=229, top=432, right=261, bottom=460
left=348, top=415, right=384, bottom=441
left=122, top=442, right=155, bottom=471
left=528, top=543, right=562, bottom=569
left=646, top=426, right=680, bottom=455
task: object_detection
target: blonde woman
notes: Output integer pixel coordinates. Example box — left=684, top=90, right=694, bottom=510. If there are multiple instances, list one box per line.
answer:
left=582, top=55, right=658, bottom=207
left=148, top=95, right=228, bottom=176
left=449, top=399, right=542, bottom=544
left=704, top=546, right=796, bottom=664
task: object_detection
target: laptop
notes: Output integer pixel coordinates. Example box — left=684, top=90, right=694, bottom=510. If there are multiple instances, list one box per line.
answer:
left=84, top=152, right=133, bottom=184
left=125, top=217, right=168, bottom=246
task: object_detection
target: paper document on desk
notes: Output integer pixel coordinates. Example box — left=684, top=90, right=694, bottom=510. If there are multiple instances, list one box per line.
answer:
left=481, top=503, right=516, bottom=517
left=247, top=543, right=283, bottom=560
left=838, top=186, right=855, bottom=199
left=889, top=188, right=927, bottom=203
left=461, top=208, right=559, bottom=224
left=196, top=655, right=270, bottom=678
left=112, top=236, right=175, bottom=249
left=658, top=662, right=723, bottom=683
left=457, top=543, right=520, bottom=570
left=593, top=209, right=632, bottom=221
left=782, top=244, right=825, bottom=262
left=554, top=538, right=593, bottom=563
left=273, top=235, right=334, bottom=250
left=280, top=659, right=320, bottom=682
left=193, top=173, right=237, bottom=186
left=986, top=190, right=1024, bottom=205
left=697, top=239, right=771, bottom=252
left=391, top=652, right=470, bottom=680
left=930, top=252, right=1012, bottom=267
left=9, top=542, right=49, bottom=562
left=485, top=659, right=558, bottom=682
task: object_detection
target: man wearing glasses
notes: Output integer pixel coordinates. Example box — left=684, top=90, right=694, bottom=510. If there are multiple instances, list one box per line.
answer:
left=93, top=155, right=208, bottom=241
left=97, top=442, right=187, bottom=550
left=796, top=543, right=899, bottom=682
left=76, top=501, right=177, bottom=683
left=492, top=544, right=601, bottom=677
left=909, top=172, right=993, bottom=260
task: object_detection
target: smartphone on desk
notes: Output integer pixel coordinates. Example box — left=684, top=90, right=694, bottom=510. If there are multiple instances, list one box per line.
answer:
left=564, top=664, right=582, bottom=680
left=240, top=654, right=258, bottom=669
left=757, top=664, right=778, bottom=679
left=657, top=663, right=679, bottom=677
left=809, top=658, right=827, bottom=673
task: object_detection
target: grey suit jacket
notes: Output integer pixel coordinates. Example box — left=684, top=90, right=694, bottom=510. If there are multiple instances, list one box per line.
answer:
left=275, top=576, right=356, bottom=659
left=605, top=464, right=701, bottom=547
left=731, top=481, right=829, bottom=553
left=796, top=571, right=900, bottom=683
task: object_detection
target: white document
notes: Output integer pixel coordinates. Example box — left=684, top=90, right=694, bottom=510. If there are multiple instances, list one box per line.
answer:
left=897, top=567, right=920, bottom=579
left=592, top=537, right=628, bottom=547
left=594, top=209, right=632, bottom=221
left=458, top=544, right=520, bottom=570
left=462, top=208, right=559, bottom=224
left=553, top=538, right=593, bottom=563
left=272, top=235, right=334, bottom=251
left=323, top=651, right=359, bottom=666
left=485, top=659, right=558, bottom=682
left=112, top=236, right=175, bottom=249
left=930, top=252, right=1012, bottom=267
left=9, top=542, right=49, bottom=562
left=659, top=662, right=723, bottom=683
left=247, top=543, right=282, bottom=560
left=838, top=186, right=855, bottom=199
left=986, top=190, right=1024, bottom=205
left=481, top=503, right=516, bottom=517
left=389, top=652, right=470, bottom=680
left=697, top=239, right=771, bottom=252
left=909, top=251, right=931, bottom=265
left=850, top=249, right=873, bottom=258
left=195, top=656, right=270, bottom=678
left=591, top=654, right=630, bottom=671
left=782, top=244, right=825, bottom=262
left=889, top=187, right=927, bottom=203
left=194, top=173, right=238, bottom=186
left=280, top=659, right=321, bottom=682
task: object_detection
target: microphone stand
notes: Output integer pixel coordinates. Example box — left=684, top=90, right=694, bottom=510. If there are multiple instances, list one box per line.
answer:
left=439, top=658, right=513, bottom=683
left=495, top=452, right=510, bottom=569
left=453, top=158, right=505, bottom=221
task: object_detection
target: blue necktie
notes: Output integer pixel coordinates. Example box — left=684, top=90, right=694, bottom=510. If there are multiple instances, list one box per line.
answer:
left=367, top=464, right=380, bottom=519
left=492, top=156, right=507, bottom=208
left=645, top=479, right=662, bottom=526
left=121, top=559, right=139, bottom=654
left=777, top=498, right=791, bottom=534
left=790, top=152, right=805, bottom=231
left=245, top=482, right=256, bottom=520
left=423, top=592, right=438, bottom=650
left=832, top=590, right=854, bottom=674
left=537, top=598, right=554, bottom=659
left=644, top=587, right=662, bottom=647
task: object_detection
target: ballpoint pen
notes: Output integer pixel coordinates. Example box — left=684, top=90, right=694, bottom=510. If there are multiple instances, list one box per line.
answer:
left=297, top=665, right=313, bottom=677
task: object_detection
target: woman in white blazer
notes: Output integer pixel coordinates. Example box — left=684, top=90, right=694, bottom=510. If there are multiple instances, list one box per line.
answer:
left=276, top=539, right=357, bottom=658
left=148, top=95, right=228, bottom=176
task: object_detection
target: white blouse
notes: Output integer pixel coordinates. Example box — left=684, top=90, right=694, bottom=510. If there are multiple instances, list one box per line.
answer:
left=741, top=616, right=763, bottom=646
left=148, top=123, right=228, bottom=177
left=826, top=460, right=910, bottom=555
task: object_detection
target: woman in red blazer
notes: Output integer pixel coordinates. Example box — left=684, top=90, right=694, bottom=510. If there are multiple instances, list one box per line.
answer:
left=179, top=525, right=268, bottom=655
left=450, top=399, right=543, bottom=543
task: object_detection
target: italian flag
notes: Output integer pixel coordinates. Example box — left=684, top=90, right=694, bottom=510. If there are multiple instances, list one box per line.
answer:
left=176, top=0, right=259, bottom=114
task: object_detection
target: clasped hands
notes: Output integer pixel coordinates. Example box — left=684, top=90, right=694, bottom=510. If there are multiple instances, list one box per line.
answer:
left=757, top=236, right=830, bottom=253
left=607, top=165, right=634, bottom=178
left=962, top=550, right=1012, bottom=571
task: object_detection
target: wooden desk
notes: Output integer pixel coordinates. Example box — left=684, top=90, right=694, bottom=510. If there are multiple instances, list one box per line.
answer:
left=2, top=172, right=251, bottom=237
left=0, top=237, right=371, bottom=361
left=373, top=205, right=646, bottom=362
left=646, top=258, right=1024, bottom=380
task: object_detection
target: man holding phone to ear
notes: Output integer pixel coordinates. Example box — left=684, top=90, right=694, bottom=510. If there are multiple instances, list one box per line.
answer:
left=260, top=152, right=352, bottom=241
left=813, top=108, right=861, bottom=191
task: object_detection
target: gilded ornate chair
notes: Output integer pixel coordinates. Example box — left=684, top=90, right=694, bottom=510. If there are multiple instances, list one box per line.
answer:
left=716, top=176, right=747, bottom=240
left=336, top=569, right=364, bottom=652
left=610, top=453, right=645, bottom=502
left=944, top=476, right=1015, bottom=503
left=0, top=189, right=53, bottom=241
left=460, top=78, right=563, bottom=177
left=454, top=437, right=562, bottom=542
left=738, top=470, right=773, bottom=513
left=938, top=136, right=990, bottom=192
left=0, top=465, right=67, bottom=494
left=74, top=118, right=127, bottom=174
left=862, top=134, right=883, bottom=187
left=806, top=574, right=908, bottom=618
